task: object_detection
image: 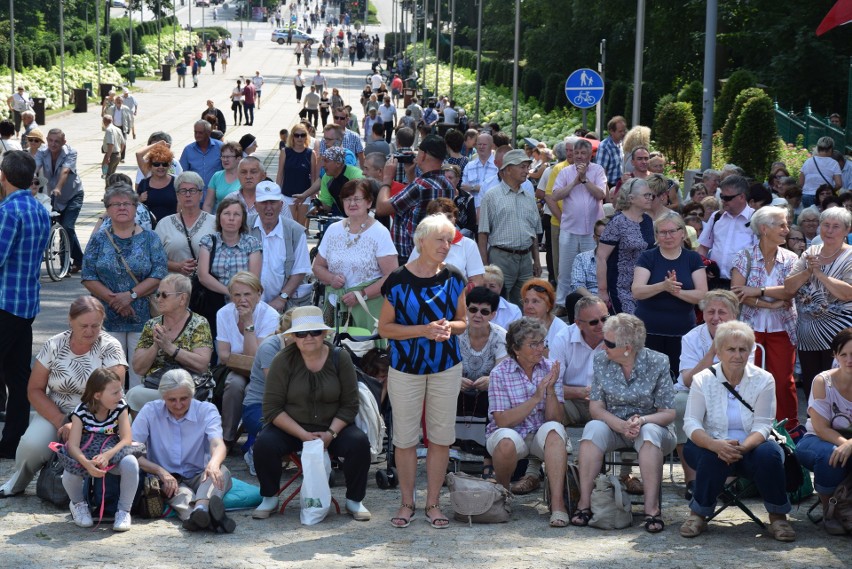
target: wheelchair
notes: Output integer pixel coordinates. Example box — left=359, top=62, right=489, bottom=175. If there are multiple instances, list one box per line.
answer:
left=44, top=212, right=71, bottom=281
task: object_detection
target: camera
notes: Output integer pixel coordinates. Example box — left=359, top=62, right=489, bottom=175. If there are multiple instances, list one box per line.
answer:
left=391, top=151, right=415, bottom=164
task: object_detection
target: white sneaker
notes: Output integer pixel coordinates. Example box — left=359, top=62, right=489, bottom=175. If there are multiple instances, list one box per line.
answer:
left=244, top=449, right=256, bottom=476
left=113, top=509, right=131, bottom=532
left=69, top=501, right=93, bottom=528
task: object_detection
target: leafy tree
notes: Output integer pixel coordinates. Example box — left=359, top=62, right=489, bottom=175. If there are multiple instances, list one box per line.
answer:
left=654, top=101, right=698, bottom=175
left=727, top=92, right=779, bottom=179
left=721, top=87, right=766, bottom=149
left=713, top=69, right=757, bottom=131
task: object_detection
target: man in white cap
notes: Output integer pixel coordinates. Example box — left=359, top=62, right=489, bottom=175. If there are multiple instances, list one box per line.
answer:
left=248, top=181, right=311, bottom=313
left=478, top=149, right=542, bottom=305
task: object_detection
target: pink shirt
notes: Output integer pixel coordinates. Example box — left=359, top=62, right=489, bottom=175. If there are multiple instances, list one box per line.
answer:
left=553, top=162, right=606, bottom=235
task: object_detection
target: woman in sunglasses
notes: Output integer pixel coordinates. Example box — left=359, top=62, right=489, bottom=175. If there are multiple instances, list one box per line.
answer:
left=276, top=123, right=315, bottom=226
left=137, top=144, right=178, bottom=226
left=251, top=305, right=372, bottom=521
left=572, top=313, right=675, bottom=533
left=126, top=274, right=213, bottom=412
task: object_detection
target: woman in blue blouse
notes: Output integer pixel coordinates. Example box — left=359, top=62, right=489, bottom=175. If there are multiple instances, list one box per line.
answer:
left=379, top=214, right=467, bottom=530
left=82, top=184, right=168, bottom=389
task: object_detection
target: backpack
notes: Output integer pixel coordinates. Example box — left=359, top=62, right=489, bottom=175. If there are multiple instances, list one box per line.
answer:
left=330, top=347, right=385, bottom=460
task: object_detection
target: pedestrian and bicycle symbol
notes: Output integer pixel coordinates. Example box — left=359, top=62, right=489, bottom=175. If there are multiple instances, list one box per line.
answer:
left=565, top=68, right=604, bottom=109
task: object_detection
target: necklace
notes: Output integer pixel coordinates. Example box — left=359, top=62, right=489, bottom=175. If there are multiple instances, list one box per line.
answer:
left=344, top=219, right=368, bottom=247
left=819, top=245, right=844, bottom=260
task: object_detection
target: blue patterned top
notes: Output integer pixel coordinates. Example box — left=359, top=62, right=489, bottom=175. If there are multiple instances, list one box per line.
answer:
left=199, top=232, right=262, bottom=288
left=381, top=264, right=466, bottom=375
left=82, top=228, right=168, bottom=332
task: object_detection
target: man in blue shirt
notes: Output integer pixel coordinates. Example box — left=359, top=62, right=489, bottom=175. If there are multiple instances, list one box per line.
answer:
left=179, top=120, right=224, bottom=199
left=0, top=150, right=50, bottom=459
left=595, top=115, right=626, bottom=188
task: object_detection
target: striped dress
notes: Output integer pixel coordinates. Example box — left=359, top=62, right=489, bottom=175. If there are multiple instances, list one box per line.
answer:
left=793, top=245, right=852, bottom=351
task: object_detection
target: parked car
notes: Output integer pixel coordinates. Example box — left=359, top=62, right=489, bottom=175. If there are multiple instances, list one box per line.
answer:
left=196, top=0, right=211, bottom=7
left=111, top=0, right=128, bottom=8
left=271, top=28, right=318, bottom=45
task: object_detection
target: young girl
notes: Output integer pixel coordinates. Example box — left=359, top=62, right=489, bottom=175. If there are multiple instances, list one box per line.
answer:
left=60, top=368, right=139, bottom=531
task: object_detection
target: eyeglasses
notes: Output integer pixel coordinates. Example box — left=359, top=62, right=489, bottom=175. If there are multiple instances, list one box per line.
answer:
left=27, top=138, right=41, bottom=143
left=294, top=330, right=325, bottom=338
left=151, top=161, right=169, bottom=167
left=221, top=154, right=237, bottom=159
left=293, top=133, right=308, bottom=138
left=107, top=202, right=135, bottom=209
left=577, top=315, right=608, bottom=327
left=640, top=193, right=656, bottom=200
left=343, top=197, right=365, bottom=205
left=656, top=228, right=683, bottom=237
left=333, top=115, right=348, bottom=120
left=787, top=236, right=805, bottom=242
left=467, top=306, right=492, bottom=316
left=526, top=340, right=548, bottom=350
left=154, top=291, right=185, bottom=299
left=720, top=193, right=742, bottom=202
left=323, top=137, right=339, bottom=143
left=176, top=188, right=201, bottom=195
left=603, top=338, right=618, bottom=349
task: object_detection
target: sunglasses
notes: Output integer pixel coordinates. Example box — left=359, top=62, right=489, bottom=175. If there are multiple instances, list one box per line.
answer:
left=578, top=315, right=608, bottom=327
left=293, top=132, right=308, bottom=138
left=294, top=330, right=325, bottom=338
left=334, top=115, right=348, bottom=120
left=31, top=178, right=40, bottom=186
left=467, top=306, right=492, bottom=316
left=603, top=339, right=618, bottom=349
left=720, top=193, right=741, bottom=202
left=154, top=291, right=184, bottom=299
left=529, top=284, right=549, bottom=294
left=151, top=161, right=169, bottom=167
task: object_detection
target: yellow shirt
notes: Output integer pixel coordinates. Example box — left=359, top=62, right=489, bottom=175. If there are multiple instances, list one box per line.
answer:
left=544, top=160, right=571, bottom=227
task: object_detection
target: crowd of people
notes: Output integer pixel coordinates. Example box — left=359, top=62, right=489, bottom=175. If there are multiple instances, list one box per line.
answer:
left=3, top=0, right=852, bottom=544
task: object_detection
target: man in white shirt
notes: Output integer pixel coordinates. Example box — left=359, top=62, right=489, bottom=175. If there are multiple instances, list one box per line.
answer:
left=252, top=71, right=265, bottom=109
left=377, top=96, right=397, bottom=143
left=461, top=132, right=497, bottom=211
left=370, top=71, right=383, bottom=92
left=548, top=296, right=607, bottom=426
left=247, top=182, right=311, bottom=313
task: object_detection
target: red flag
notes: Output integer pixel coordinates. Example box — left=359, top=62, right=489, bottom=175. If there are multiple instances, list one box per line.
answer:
left=817, top=0, right=852, bottom=35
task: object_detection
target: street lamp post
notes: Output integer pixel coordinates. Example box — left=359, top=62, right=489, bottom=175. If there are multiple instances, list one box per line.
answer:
left=700, top=0, right=718, bottom=170
left=511, top=0, right=520, bottom=143
left=434, top=0, right=439, bottom=99
left=421, top=0, right=428, bottom=92
left=96, top=0, right=102, bottom=90
left=631, top=0, right=646, bottom=126
left=449, top=0, right=455, bottom=101
left=60, top=0, right=66, bottom=106
left=474, top=0, right=482, bottom=122
left=128, top=7, right=134, bottom=84
left=9, top=0, right=15, bottom=100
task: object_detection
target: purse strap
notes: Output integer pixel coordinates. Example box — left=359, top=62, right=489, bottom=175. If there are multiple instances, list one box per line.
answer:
left=179, top=214, right=197, bottom=260
left=104, top=228, right=141, bottom=286
left=711, top=366, right=756, bottom=413
left=812, top=157, right=834, bottom=187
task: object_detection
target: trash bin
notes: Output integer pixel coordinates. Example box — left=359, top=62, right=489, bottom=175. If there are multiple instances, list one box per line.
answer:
left=72, top=89, right=88, bottom=113
left=403, top=87, right=416, bottom=108
left=32, top=97, right=46, bottom=125
left=127, top=70, right=136, bottom=84
left=421, top=88, right=432, bottom=102
left=161, top=64, right=171, bottom=81
left=99, top=83, right=114, bottom=104
left=83, top=82, right=93, bottom=97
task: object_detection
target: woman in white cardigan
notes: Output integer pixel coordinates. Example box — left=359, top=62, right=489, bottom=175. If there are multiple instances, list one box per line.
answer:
left=679, top=321, right=795, bottom=542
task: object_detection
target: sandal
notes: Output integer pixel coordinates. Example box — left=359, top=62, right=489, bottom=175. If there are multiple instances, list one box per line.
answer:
left=425, top=504, right=450, bottom=529
left=570, top=508, right=592, bottom=527
left=679, top=513, right=707, bottom=538
left=622, top=475, right=644, bottom=495
left=768, top=519, right=796, bottom=542
left=390, top=503, right=415, bottom=528
left=643, top=514, right=665, bottom=534
left=550, top=510, right=570, bottom=528
left=481, top=465, right=496, bottom=481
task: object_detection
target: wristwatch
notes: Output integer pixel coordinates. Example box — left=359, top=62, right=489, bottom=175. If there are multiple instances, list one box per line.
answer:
left=327, top=428, right=338, bottom=439
left=129, top=290, right=138, bottom=300
left=244, top=325, right=255, bottom=332
left=279, top=292, right=290, bottom=301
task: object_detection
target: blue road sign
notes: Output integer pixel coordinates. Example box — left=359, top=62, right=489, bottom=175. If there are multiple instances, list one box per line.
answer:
left=565, top=68, right=604, bottom=110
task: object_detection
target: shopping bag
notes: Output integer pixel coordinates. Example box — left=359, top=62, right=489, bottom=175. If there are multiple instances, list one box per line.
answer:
left=299, top=439, right=332, bottom=525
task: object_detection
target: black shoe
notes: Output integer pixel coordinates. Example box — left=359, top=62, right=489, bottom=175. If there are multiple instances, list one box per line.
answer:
left=182, top=517, right=202, bottom=532
left=189, top=507, right=210, bottom=530
left=209, top=495, right=235, bottom=533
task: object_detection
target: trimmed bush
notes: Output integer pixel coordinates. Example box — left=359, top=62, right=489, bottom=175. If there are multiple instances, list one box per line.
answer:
left=727, top=92, right=779, bottom=179
left=654, top=94, right=676, bottom=121
left=721, top=87, right=766, bottom=149
left=110, top=31, right=126, bottom=64
left=21, top=45, right=34, bottom=68
left=35, top=49, right=53, bottom=71
left=14, top=47, right=23, bottom=72
left=714, top=68, right=757, bottom=131
left=654, top=101, right=698, bottom=175
left=66, top=42, right=78, bottom=57
left=47, top=44, right=56, bottom=66
left=677, top=80, right=704, bottom=119
left=0, top=45, right=8, bottom=70
left=523, top=67, right=543, bottom=100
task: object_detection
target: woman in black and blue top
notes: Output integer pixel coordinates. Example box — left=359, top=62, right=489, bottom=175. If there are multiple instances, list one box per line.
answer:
left=379, top=214, right=468, bottom=530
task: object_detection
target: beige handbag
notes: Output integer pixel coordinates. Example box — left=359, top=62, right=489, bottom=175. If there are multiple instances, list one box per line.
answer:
left=446, top=472, right=512, bottom=526
left=588, top=474, right=633, bottom=529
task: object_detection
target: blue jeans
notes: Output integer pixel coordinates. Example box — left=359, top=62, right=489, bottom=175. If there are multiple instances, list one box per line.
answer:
left=243, top=103, right=255, bottom=125
left=242, top=403, right=263, bottom=450
left=796, top=434, right=852, bottom=495
left=683, top=439, right=791, bottom=517
left=57, top=191, right=83, bottom=266
left=802, top=194, right=816, bottom=208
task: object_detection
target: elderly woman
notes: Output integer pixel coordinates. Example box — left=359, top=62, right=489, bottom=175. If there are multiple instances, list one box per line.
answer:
left=487, top=318, right=569, bottom=527
left=154, top=171, right=216, bottom=277
left=632, top=211, right=708, bottom=378
left=133, top=369, right=235, bottom=533
left=483, top=265, right=523, bottom=330
left=0, top=297, right=126, bottom=498
left=796, top=328, right=852, bottom=535
left=196, top=196, right=262, bottom=342
left=137, top=144, right=178, bottom=225
left=521, top=279, right=568, bottom=351
left=796, top=206, right=821, bottom=245
left=688, top=183, right=708, bottom=204
left=572, top=314, right=676, bottom=533
left=125, top=274, right=214, bottom=412
left=82, top=185, right=168, bottom=388
left=313, top=179, right=398, bottom=329
left=674, top=290, right=744, bottom=500
left=785, top=226, right=807, bottom=256
left=799, top=136, right=842, bottom=207
left=217, top=271, right=279, bottom=450
left=784, top=207, right=852, bottom=400
left=409, top=198, right=484, bottom=287
left=731, top=205, right=800, bottom=430
left=276, top=123, right=315, bottom=226
left=251, top=306, right=372, bottom=521
left=597, top=178, right=656, bottom=314
left=378, top=214, right=468, bottom=529
left=680, top=321, right=795, bottom=541
left=204, top=141, right=243, bottom=213
left=25, top=128, right=45, bottom=157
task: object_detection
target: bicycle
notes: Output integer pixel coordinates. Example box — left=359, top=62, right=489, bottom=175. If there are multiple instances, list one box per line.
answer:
left=44, top=211, right=71, bottom=281
left=573, top=91, right=596, bottom=106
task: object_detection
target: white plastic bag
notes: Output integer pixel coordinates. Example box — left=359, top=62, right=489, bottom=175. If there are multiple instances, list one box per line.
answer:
left=300, top=439, right=332, bottom=525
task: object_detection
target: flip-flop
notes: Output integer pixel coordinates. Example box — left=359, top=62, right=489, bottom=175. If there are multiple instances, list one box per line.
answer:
left=550, top=510, right=570, bottom=528
left=390, top=503, right=415, bottom=528
left=570, top=508, right=592, bottom=527
left=425, top=504, right=449, bottom=529
left=644, top=514, right=665, bottom=534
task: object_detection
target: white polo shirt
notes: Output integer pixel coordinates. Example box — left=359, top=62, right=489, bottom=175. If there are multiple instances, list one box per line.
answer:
left=253, top=216, right=311, bottom=303
left=698, top=204, right=756, bottom=279
left=548, top=323, right=603, bottom=389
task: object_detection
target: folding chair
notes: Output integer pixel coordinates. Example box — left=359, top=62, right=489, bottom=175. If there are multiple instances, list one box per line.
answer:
left=704, top=477, right=766, bottom=529
left=276, top=453, right=341, bottom=515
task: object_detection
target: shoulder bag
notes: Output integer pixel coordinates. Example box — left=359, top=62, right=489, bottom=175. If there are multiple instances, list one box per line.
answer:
left=445, top=471, right=512, bottom=525
left=588, top=474, right=633, bottom=529
left=189, top=235, right=227, bottom=321
left=36, top=454, right=70, bottom=508
left=825, top=473, right=852, bottom=533
left=103, top=228, right=160, bottom=317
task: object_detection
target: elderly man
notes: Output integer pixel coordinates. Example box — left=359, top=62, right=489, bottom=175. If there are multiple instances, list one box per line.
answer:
left=698, top=174, right=756, bottom=289
left=6, top=86, right=31, bottom=135
left=248, top=182, right=311, bottom=312
left=318, top=147, right=365, bottom=216
left=376, top=134, right=455, bottom=264
left=595, top=116, right=627, bottom=188
left=179, top=120, right=224, bottom=193
left=377, top=96, right=397, bottom=143
left=702, top=169, right=721, bottom=195
left=200, top=100, right=227, bottom=134
left=227, top=156, right=292, bottom=221
left=107, top=96, right=133, bottom=161
left=461, top=132, right=498, bottom=213
left=551, top=138, right=607, bottom=309
left=35, top=129, right=85, bottom=272
left=133, top=370, right=235, bottom=533
left=478, top=149, right=542, bottom=305
left=549, top=296, right=607, bottom=426
left=18, top=110, right=36, bottom=146
left=0, top=151, right=51, bottom=459
left=101, top=114, right=124, bottom=179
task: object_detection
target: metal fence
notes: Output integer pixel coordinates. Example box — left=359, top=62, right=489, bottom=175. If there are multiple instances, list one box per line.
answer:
left=774, top=102, right=852, bottom=154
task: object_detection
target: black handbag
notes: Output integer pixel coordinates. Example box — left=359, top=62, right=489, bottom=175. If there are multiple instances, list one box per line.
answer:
left=189, top=234, right=226, bottom=319
left=36, top=454, right=70, bottom=508
left=143, top=363, right=216, bottom=402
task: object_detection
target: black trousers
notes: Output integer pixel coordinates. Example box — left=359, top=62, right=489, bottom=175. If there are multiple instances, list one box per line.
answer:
left=0, top=310, right=34, bottom=456
left=254, top=423, right=370, bottom=502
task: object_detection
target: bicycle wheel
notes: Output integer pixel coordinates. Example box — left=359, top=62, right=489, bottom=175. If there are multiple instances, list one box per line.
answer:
left=45, top=223, right=71, bottom=281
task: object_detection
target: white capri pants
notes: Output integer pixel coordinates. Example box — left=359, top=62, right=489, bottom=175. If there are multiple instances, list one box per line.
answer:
left=580, top=419, right=676, bottom=456
left=486, top=421, right=567, bottom=459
